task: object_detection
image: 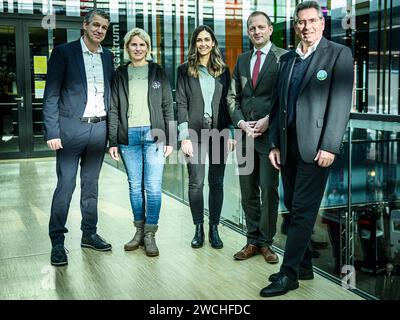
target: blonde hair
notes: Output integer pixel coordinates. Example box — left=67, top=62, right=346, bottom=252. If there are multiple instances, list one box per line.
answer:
left=123, top=28, right=152, bottom=62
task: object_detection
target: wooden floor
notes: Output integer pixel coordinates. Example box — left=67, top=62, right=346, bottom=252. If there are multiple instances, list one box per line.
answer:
left=0, top=158, right=362, bottom=300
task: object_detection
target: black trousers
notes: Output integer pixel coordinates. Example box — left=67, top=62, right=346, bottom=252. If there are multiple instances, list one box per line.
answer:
left=280, top=129, right=330, bottom=280
left=237, top=134, right=279, bottom=247
left=49, top=120, right=107, bottom=246
left=186, top=136, right=227, bottom=225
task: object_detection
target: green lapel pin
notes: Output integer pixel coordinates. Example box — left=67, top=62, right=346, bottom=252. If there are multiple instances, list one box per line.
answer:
left=317, top=70, right=328, bottom=81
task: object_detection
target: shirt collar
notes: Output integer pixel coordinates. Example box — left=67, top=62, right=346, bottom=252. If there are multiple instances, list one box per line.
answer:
left=199, top=65, right=212, bottom=75
left=295, top=38, right=321, bottom=59
left=80, top=37, right=103, bottom=54
left=252, top=41, right=272, bottom=57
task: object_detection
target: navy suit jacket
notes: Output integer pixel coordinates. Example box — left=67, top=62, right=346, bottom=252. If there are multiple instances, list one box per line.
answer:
left=43, top=39, right=114, bottom=142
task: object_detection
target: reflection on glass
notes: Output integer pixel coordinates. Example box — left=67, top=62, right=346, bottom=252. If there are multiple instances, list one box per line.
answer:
left=348, top=121, right=400, bottom=299
left=0, top=25, right=19, bottom=153
left=29, top=27, right=81, bottom=152
left=29, top=27, right=48, bottom=152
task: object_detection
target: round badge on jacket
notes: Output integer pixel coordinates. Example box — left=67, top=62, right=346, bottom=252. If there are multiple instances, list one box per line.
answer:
left=152, top=81, right=161, bottom=89
left=317, top=70, right=328, bottom=81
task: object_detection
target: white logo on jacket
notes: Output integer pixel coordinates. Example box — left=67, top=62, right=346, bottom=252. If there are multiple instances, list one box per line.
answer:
left=152, top=81, right=161, bottom=89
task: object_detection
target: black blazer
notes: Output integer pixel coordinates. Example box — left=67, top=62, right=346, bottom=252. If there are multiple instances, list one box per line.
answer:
left=269, top=37, right=354, bottom=164
left=176, top=63, right=231, bottom=141
left=108, top=62, right=175, bottom=147
left=43, top=39, right=114, bottom=142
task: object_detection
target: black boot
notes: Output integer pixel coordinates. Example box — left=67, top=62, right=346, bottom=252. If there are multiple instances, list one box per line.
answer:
left=191, top=224, right=204, bottom=248
left=209, top=224, right=223, bottom=249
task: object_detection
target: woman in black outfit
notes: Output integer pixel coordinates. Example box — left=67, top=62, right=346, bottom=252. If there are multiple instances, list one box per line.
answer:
left=176, top=25, right=234, bottom=249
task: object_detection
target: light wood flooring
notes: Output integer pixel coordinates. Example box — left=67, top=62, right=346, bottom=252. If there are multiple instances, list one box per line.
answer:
left=0, top=158, right=362, bottom=300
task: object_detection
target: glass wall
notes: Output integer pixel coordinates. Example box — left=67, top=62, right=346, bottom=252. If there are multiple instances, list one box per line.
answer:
left=1, top=1, right=399, bottom=113
left=342, top=118, right=400, bottom=299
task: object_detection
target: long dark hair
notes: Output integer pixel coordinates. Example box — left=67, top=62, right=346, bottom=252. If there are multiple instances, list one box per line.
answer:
left=187, top=25, right=226, bottom=78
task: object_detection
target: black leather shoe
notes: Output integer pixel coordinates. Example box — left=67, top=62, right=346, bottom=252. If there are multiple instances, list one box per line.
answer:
left=269, top=267, right=314, bottom=282
left=191, top=224, right=204, bottom=248
left=51, top=244, right=68, bottom=266
left=209, top=224, right=223, bottom=249
left=260, top=274, right=299, bottom=297
left=81, top=234, right=112, bottom=251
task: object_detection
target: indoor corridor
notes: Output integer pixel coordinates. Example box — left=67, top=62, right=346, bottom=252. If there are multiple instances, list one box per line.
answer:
left=0, top=158, right=362, bottom=300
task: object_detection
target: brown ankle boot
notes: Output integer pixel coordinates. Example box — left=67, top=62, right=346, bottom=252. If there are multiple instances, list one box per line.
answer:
left=124, top=220, right=145, bottom=251
left=144, top=224, right=159, bottom=257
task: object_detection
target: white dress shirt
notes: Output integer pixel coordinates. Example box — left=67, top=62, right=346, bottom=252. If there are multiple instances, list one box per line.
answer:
left=80, top=37, right=106, bottom=117
left=295, top=38, right=322, bottom=60
left=250, top=41, right=272, bottom=78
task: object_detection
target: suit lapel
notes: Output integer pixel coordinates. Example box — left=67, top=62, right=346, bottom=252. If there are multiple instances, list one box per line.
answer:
left=192, top=76, right=204, bottom=114
left=74, top=40, right=87, bottom=96
left=243, top=51, right=253, bottom=90
left=254, top=45, right=276, bottom=89
left=283, top=52, right=297, bottom=109
left=298, top=37, right=329, bottom=95
left=211, top=76, right=223, bottom=122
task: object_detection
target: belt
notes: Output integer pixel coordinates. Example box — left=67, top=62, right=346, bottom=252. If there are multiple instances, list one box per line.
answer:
left=204, top=113, right=212, bottom=125
left=80, top=116, right=107, bottom=123
left=203, top=117, right=212, bottom=130
left=204, top=117, right=212, bottom=125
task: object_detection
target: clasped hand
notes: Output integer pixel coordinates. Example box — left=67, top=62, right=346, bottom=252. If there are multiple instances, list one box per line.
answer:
left=240, top=117, right=269, bottom=138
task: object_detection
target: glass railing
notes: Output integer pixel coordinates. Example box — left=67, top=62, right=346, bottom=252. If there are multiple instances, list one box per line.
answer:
left=105, top=113, right=400, bottom=300
left=343, top=114, right=400, bottom=299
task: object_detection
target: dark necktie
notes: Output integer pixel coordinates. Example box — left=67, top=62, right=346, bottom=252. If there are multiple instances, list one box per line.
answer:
left=252, top=50, right=262, bottom=88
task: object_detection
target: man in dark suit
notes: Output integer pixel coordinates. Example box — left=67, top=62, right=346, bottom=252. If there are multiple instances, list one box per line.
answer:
left=43, top=9, right=114, bottom=266
left=227, top=11, right=286, bottom=264
left=260, top=1, right=354, bottom=297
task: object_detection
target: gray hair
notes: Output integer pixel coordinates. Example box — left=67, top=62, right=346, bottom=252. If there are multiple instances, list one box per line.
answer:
left=83, top=9, right=110, bottom=24
left=293, top=1, right=324, bottom=23
left=123, top=28, right=152, bottom=62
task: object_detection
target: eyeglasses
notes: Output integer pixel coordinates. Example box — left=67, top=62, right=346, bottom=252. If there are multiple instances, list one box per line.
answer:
left=295, top=17, right=321, bottom=27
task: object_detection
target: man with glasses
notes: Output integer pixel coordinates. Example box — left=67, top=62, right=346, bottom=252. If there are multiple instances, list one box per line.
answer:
left=261, top=1, right=354, bottom=297
left=43, top=9, right=114, bottom=266
left=227, top=11, right=286, bottom=264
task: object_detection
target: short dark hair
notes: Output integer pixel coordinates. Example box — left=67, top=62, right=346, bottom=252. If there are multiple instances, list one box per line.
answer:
left=83, top=9, right=110, bottom=24
left=293, top=1, right=324, bottom=23
left=247, top=11, right=272, bottom=29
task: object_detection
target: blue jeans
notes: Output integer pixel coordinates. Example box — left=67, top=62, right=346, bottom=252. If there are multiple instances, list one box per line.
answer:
left=119, top=126, right=165, bottom=225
